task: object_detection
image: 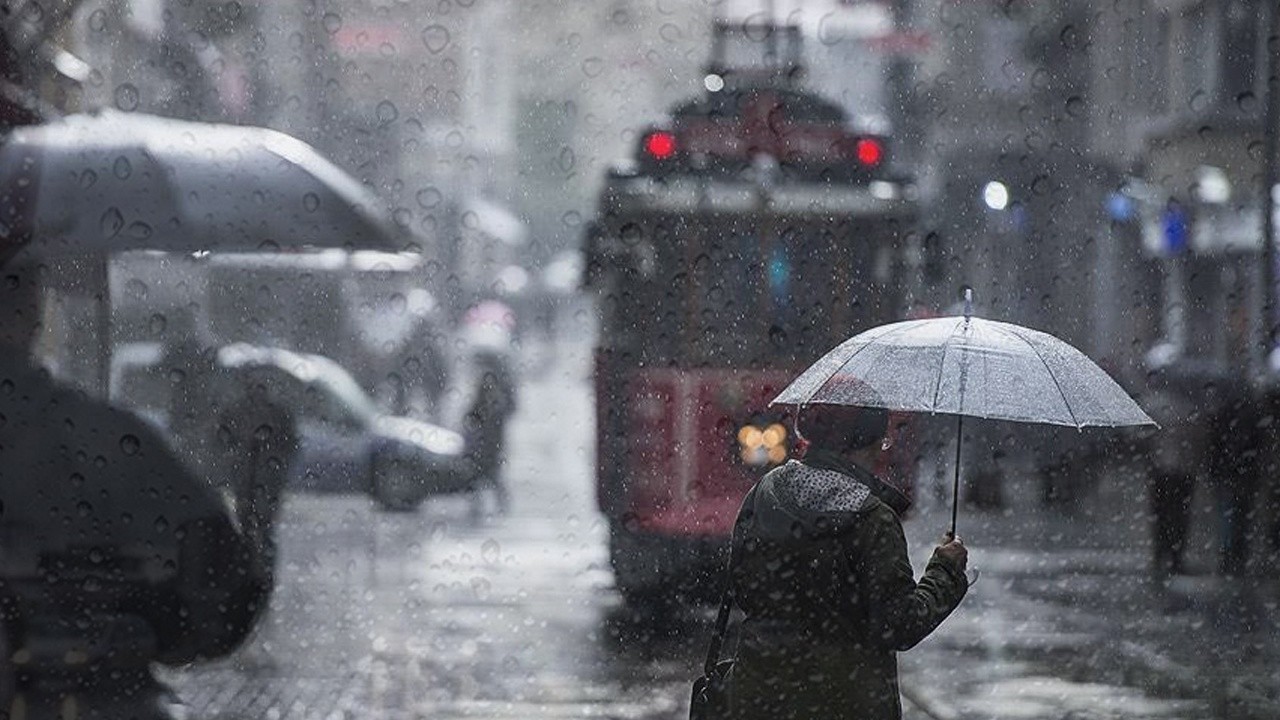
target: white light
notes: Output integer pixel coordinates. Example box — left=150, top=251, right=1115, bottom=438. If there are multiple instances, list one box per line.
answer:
left=870, top=180, right=898, bottom=200
left=1195, top=165, right=1230, bottom=204
left=703, top=74, right=725, bottom=92
left=983, top=181, right=1010, bottom=210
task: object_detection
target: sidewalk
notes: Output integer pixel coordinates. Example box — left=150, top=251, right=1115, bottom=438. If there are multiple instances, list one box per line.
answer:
left=898, top=456, right=1280, bottom=720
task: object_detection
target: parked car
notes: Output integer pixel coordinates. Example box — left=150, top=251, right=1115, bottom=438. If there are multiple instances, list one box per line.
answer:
left=215, top=344, right=472, bottom=510
left=109, top=341, right=473, bottom=511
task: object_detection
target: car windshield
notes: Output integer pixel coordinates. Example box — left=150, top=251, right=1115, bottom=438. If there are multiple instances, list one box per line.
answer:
left=2, top=3, right=1277, bottom=719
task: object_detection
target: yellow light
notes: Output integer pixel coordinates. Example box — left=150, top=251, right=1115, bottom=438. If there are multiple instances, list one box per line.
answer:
left=762, top=423, right=786, bottom=448
left=737, top=425, right=763, bottom=448
left=767, top=445, right=787, bottom=464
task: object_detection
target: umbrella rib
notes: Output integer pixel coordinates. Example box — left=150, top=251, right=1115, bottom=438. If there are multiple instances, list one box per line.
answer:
left=930, top=318, right=967, bottom=412
left=1003, top=325, right=1080, bottom=427
left=805, top=321, right=920, bottom=405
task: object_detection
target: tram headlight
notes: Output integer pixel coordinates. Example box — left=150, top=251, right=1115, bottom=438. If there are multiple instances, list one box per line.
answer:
left=737, top=422, right=789, bottom=467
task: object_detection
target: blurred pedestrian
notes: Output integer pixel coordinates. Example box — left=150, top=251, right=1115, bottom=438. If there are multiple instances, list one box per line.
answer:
left=1140, top=362, right=1210, bottom=581
left=1207, top=382, right=1262, bottom=577
left=724, top=404, right=969, bottom=720
left=0, top=260, right=270, bottom=718
left=216, top=367, right=299, bottom=583
left=463, top=349, right=517, bottom=520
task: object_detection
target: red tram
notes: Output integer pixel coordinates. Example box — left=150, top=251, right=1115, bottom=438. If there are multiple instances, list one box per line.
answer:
left=583, top=23, right=924, bottom=604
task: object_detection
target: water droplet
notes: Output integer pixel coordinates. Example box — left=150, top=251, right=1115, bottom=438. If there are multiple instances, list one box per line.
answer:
left=100, top=208, right=125, bottom=238
left=558, top=147, right=576, bottom=173
left=76, top=500, right=93, bottom=517
left=149, top=313, right=167, bottom=335
left=1236, top=91, right=1258, bottom=112
left=421, top=24, right=450, bottom=53
left=1064, top=95, right=1084, bottom=118
left=581, top=57, right=604, bottom=78
left=323, top=12, right=343, bottom=34
left=481, top=538, right=500, bottom=564
left=1059, top=24, right=1080, bottom=49
left=303, top=192, right=320, bottom=212
left=88, top=8, right=108, bottom=32
left=659, top=23, right=682, bottom=43
left=79, top=169, right=98, bottom=189
left=376, top=100, right=399, bottom=125
left=416, top=187, right=442, bottom=209
left=154, top=516, right=169, bottom=533
left=114, top=83, right=140, bottom=112
left=126, top=221, right=153, bottom=239
left=113, top=156, right=132, bottom=179
left=1189, top=90, right=1209, bottom=112
left=120, top=434, right=141, bottom=456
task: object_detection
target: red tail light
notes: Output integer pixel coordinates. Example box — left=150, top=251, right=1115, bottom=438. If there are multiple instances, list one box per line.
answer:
left=644, top=131, right=678, bottom=160
left=855, top=137, right=884, bottom=167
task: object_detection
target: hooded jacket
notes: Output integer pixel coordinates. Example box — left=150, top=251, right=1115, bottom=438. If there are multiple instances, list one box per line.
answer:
left=727, top=449, right=967, bottom=720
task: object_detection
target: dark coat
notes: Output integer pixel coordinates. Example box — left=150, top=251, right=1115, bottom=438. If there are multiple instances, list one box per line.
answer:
left=0, top=355, right=268, bottom=666
left=727, top=450, right=967, bottom=720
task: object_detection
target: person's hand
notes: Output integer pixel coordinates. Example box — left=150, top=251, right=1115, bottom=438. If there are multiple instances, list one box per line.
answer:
left=936, top=533, right=968, bottom=573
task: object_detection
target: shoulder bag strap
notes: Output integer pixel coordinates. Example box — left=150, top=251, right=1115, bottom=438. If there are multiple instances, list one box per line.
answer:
left=703, top=581, right=734, bottom=676
left=702, top=483, right=757, bottom=676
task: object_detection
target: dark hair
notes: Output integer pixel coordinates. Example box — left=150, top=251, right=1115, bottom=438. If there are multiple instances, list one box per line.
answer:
left=797, top=403, right=890, bottom=453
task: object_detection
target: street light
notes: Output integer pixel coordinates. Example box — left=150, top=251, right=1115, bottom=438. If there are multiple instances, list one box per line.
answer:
left=982, top=181, right=1009, bottom=211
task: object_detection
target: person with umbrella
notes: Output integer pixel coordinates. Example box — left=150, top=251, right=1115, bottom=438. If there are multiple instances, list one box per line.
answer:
left=723, top=400, right=969, bottom=720
left=697, top=293, right=1153, bottom=720
left=0, top=258, right=270, bottom=718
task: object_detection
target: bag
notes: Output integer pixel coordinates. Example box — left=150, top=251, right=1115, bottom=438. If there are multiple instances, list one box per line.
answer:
left=689, top=511, right=744, bottom=720
left=689, top=657, right=735, bottom=720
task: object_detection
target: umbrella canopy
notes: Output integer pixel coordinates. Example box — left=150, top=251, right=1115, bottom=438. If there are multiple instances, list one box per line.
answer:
left=0, top=111, right=405, bottom=261
left=772, top=315, right=1154, bottom=428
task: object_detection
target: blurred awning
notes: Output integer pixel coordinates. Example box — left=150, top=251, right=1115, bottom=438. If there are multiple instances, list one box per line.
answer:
left=0, top=111, right=407, bottom=264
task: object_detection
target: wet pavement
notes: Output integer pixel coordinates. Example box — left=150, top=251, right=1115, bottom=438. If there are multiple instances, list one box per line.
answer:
left=158, top=335, right=1280, bottom=720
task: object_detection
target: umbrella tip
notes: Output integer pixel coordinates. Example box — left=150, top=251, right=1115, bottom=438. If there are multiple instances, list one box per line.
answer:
left=963, top=287, right=973, bottom=321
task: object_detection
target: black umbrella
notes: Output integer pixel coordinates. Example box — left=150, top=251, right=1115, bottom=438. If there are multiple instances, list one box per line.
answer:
left=0, top=110, right=405, bottom=262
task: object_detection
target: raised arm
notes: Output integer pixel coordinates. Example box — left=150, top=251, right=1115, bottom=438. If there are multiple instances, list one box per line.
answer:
left=851, top=504, right=968, bottom=651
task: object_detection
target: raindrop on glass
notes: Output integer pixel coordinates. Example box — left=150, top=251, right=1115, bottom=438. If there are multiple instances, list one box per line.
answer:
left=100, top=208, right=125, bottom=238
left=558, top=147, right=576, bottom=173
left=120, top=434, right=141, bottom=456
left=113, top=156, right=132, bottom=179
left=421, top=25, right=450, bottom=53
left=304, top=192, right=321, bottom=212
left=376, top=100, right=399, bottom=125
left=323, top=12, right=343, bottom=34
left=417, top=185, right=442, bottom=208
left=581, top=57, right=604, bottom=78
left=114, top=83, right=140, bottom=112
left=481, top=538, right=500, bottom=564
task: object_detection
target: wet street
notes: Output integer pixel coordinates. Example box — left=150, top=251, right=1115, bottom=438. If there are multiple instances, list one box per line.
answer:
left=163, top=335, right=1277, bottom=720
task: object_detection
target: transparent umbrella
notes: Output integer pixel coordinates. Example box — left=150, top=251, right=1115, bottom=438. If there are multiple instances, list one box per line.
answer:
left=771, top=291, right=1155, bottom=534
